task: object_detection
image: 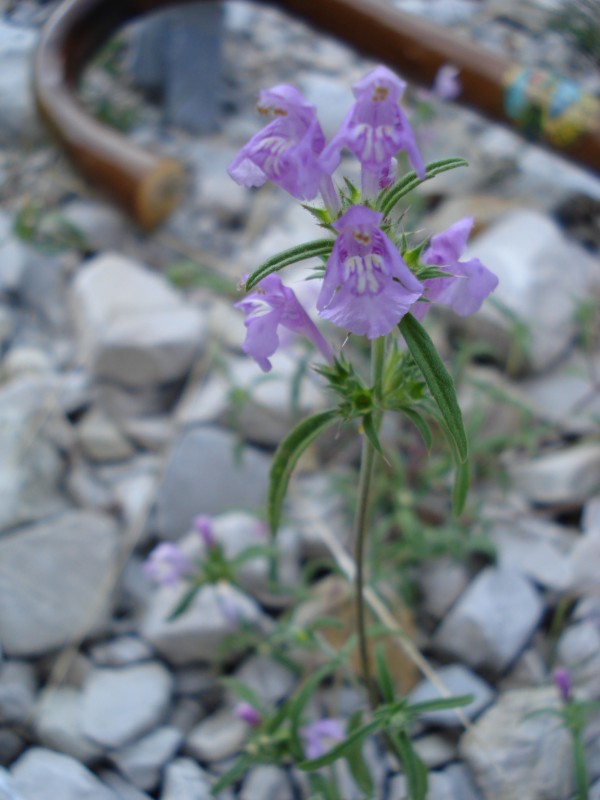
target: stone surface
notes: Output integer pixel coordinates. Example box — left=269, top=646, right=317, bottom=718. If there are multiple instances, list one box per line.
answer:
left=556, top=620, right=600, bottom=700
left=408, top=664, right=495, bottom=727
left=0, top=767, right=21, bottom=800
left=507, top=443, right=600, bottom=506
left=231, top=655, right=296, bottom=708
left=76, top=409, right=135, bottom=463
left=418, top=556, right=471, bottom=619
left=89, top=636, right=154, bottom=668
left=186, top=709, right=247, bottom=762
left=109, top=726, right=182, bottom=791
left=141, top=581, right=271, bottom=665
left=432, top=568, right=544, bottom=672
left=34, top=687, right=103, bottom=764
left=0, top=662, right=35, bottom=726
left=0, top=511, right=119, bottom=657
left=0, top=22, right=42, bottom=146
left=460, top=687, right=573, bottom=800
left=160, top=758, right=211, bottom=800
left=239, top=765, right=293, bottom=800
left=81, top=663, right=173, bottom=749
left=98, top=771, right=152, bottom=800
left=70, top=253, right=206, bottom=390
left=154, top=427, right=270, bottom=539
left=11, top=748, right=117, bottom=800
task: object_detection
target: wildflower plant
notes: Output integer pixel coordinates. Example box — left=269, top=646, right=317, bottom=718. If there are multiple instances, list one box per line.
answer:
left=223, top=64, right=498, bottom=798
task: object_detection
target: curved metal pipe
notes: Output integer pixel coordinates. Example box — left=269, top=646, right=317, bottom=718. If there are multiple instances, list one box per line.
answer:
left=34, top=0, right=600, bottom=229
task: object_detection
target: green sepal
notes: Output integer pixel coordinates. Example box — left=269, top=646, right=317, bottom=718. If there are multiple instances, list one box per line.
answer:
left=245, top=239, right=334, bottom=291
left=379, top=157, right=468, bottom=217
left=269, top=409, right=339, bottom=536
left=362, top=413, right=384, bottom=455
left=301, top=203, right=335, bottom=229
left=342, top=176, right=361, bottom=205
left=399, top=314, right=468, bottom=464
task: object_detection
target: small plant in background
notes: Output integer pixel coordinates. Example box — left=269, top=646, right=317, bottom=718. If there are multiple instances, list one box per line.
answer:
left=548, top=0, right=600, bottom=67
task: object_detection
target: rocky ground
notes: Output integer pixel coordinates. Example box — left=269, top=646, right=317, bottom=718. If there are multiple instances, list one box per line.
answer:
left=0, top=0, right=599, bottom=798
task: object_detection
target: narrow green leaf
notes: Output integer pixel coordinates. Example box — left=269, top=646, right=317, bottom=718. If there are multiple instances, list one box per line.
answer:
left=219, top=677, right=264, bottom=711
left=452, top=458, right=470, bottom=517
left=269, top=409, right=339, bottom=535
left=408, top=693, right=473, bottom=715
left=379, top=157, right=468, bottom=217
left=401, top=407, right=433, bottom=450
left=167, top=584, right=202, bottom=621
left=245, top=239, right=334, bottom=291
left=298, top=720, right=382, bottom=770
left=375, top=644, right=396, bottom=703
left=308, top=773, right=338, bottom=800
left=399, top=314, right=468, bottom=463
left=288, top=662, right=338, bottom=758
left=210, top=755, right=252, bottom=794
left=345, top=740, right=375, bottom=797
left=392, top=732, right=428, bottom=800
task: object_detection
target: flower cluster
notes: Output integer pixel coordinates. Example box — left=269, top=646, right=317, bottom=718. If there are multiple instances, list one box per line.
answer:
left=229, top=65, right=498, bottom=367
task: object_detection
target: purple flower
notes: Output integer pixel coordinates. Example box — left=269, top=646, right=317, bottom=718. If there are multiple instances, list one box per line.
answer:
left=316, top=205, right=423, bottom=338
left=194, top=515, right=217, bottom=549
left=432, top=64, right=461, bottom=102
left=301, top=718, right=345, bottom=760
left=236, top=273, right=332, bottom=372
left=412, top=217, right=498, bottom=319
left=234, top=702, right=262, bottom=727
left=143, top=543, right=192, bottom=587
left=321, top=65, right=425, bottom=198
left=227, top=84, right=335, bottom=204
left=553, top=668, right=572, bottom=703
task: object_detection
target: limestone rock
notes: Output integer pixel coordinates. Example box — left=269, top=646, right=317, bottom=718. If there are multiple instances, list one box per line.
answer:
left=160, top=758, right=211, bottom=800
left=109, top=726, right=183, bottom=791
left=186, top=709, right=247, bottom=762
left=0, top=662, right=36, bottom=726
left=34, top=687, right=103, bottom=763
left=0, top=22, right=42, bottom=146
left=11, top=748, right=117, bottom=800
left=0, top=511, right=119, bottom=657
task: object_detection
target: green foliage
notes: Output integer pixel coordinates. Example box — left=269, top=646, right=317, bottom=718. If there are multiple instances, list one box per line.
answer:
left=548, top=0, right=600, bottom=64
left=245, top=239, right=334, bottom=291
left=13, top=202, right=88, bottom=254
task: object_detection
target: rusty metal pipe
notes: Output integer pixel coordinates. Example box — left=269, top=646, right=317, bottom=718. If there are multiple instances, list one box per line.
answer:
left=34, top=0, right=600, bottom=229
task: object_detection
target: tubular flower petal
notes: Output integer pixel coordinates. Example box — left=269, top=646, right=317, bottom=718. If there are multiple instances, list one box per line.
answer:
left=321, top=65, right=425, bottom=194
left=227, top=84, right=331, bottom=201
left=413, top=217, right=498, bottom=319
left=317, top=205, right=423, bottom=338
left=143, top=543, right=192, bottom=587
left=301, top=718, right=345, bottom=760
left=236, top=273, right=332, bottom=372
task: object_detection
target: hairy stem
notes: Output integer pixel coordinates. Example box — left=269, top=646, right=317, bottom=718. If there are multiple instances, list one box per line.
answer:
left=354, top=336, right=386, bottom=710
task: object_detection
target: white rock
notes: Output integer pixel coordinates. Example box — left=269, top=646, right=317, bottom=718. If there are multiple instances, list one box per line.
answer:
left=460, top=687, right=573, bottom=800
left=186, top=709, right=247, bottom=762
left=459, top=210, right=600, bottom=373
left=11, top=748, right=117, bottom=800
left=141, top=581, right=271, bottom=665
left=2, top=346, right=52, bottom=380
left=418, top=556, right=470, bottom=619
left=77, top=408, right=135, bottom=463
left=89, top=636, right=154, bottom=668
left=412, top=735, right=457, bottom=769
left=81, top=663, right=173, bottom=749
left=154, top=427, right=270, bottom=540
left=231, top=655, right=296, bottom=707
left=556, top=620, right=600, bottom=700
left=34, top=687, right=103, bottom=763
left=160, top=758, right=211, bottom=800
left=239, top=765, right=293, bottom=800
left=60, top=200, right=127, bottom=253
left=432, top=567, right=543, bottom=672
left=0, top=767, right=21, bottom=800
left=408, top=664, right=495, bottom=728
left=109, top=726, right=183, bottom=791
left=70, top=253, right=206, bottom=389
left=0, top=662, right=35, bottom=725
left=0, top=22, right=42, bottom=146
left=0, top=511, right=119, bottom=657
left=507, top=443, right=600, bottom=506
left=98, top=771, right=152, bottom=800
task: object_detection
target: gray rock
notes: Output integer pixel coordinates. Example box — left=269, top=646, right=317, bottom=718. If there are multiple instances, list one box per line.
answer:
left=160, top=758, right=211, bottom=800
left=0, top=730, right=24, bottom=766
left=98, top=771, right=152, bottom=800
left=412, top=735, right=457, bottom=769
left=141, top=581, right=271, bottom=665
left=76, top=409, right=135, bottom=463
left=60, top=200, right=127, bottom=253
left=240, top=765, right=293, bottom=800
left=418, top=556, right=470, bottom=619
left=0, top=768, right=22, bottom=800
left=154, top=427, right=270, bottom=540
left=0, top=376, right=66, bottom=534
left=81, top=663, right=173, bottom=749
left=70, top=252, right=206, bottom=390
left=457, top=210, right=600, bottom=374
left=556, top=620, right=600, bottom=700
left=11, top=748, right=117, bottom=800
left=0, top=662, right=35, bottom=725
left=432, top=568, right=544, bottom=672
left=109, top=726, right=183, bottom=791
left=460, top=687, right=573, bottom=800
left=0, top=22, right=42, bottom=146
left=427, top=765, right=482, bottom=800
left=2, top=346, right=53, bottom=382
left=34, top=687, right=102, bottom=763
left=508, top=443, right=600, bottom=506
left=0, top=511, right=119, bottom=657
left=408, top=664, right=495, bottom=727
left=288, top=471, right=353, bottom=558
left=89, top=637, right=154, bottom=668
left=186, top=709, right=247, bottom=762
left=231, top=655, right=296, bottom=708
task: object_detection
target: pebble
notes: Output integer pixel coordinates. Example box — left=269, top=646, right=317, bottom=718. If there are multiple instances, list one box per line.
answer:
left=34, top=687, right=103, bottom=764
left=239, top=765, right=293, bottom=800
left=10, top=748, right=117, bottom=800
left=98, top=771, right=152, bottom=800
left=88, top=636, right=154, bottom=668
left=0, top=768, right=21, bottom=800
left=432, top=567, right=544, bottom=673
left=508, top=443, right=600, bottom=507
left=418, top=556, right=471, bottom=619
left=108, top=726, right=183, bottom=791
left=159, top=758, right=212, bottom=800
left=0, top=21, right=42, bottom=146
left=0, top=662, right=36, bottom=726
left=408, top=664, right=495, bottom=728
left=76, top=409, right=136, bottom=463
left=230, top=655, right=296, bottom=708
left=185, top=709, right=248, bottom=762
left=0, top=511, right=119, bottom=657
left=81, top=663, right=173, bottom=749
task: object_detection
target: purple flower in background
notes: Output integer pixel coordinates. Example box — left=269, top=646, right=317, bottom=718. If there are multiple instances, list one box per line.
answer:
left=228, top=84, right=336, bottom=205
left=432, top=64, right=461, bottom=101
left=321, top=65, right=425, bottom=198
left=144, top=543, right=192, bottom=587
left=317, top=205, right=422, bottom=338
left=236, top=273, right=332, bottom=372
left=194, top=514, right=217, bottom=549
left=301, top=718, right=345, bottom=760
left=553, top=668, right=572, bottom=703
left=234, top=702, right=262, bottom=727
left=412, top=217, right=498, bottom=319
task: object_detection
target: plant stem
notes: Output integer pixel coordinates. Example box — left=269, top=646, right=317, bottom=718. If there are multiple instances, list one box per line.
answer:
left=354, top=336, right=386, bottom=710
